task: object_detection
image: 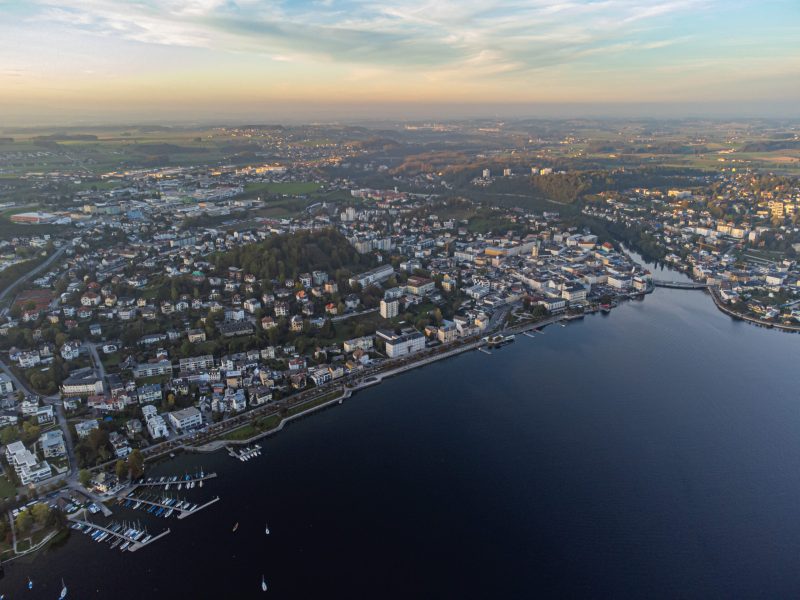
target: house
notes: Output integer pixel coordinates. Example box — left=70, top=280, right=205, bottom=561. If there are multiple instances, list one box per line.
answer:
left=39, top=430, right=66, bottom=458
left=343, top=336, right=374, bottom=353
left=179, top=355, right=214, bottom=373
left=60, top=341, right=82, bottom=361
left=126, top=418, right=143, bottom=436
left=168, top=407, right=202, bottom=430
left=249, top=386, right=273, bottom=406
left=109, top=431, right=131, bottom=458
left=146, top=414, right=169, bottom=439
left=218, top=321, right=254, bottom=337
left=35, top=405, right=54, bottom=424
left=61, top=368, right=104, bottom=396
left=132, top=359, right=172, bottom=379
left=137, top=383, right=163, bottom=404
left=290, top=315, right=304, bottom=332
left=0, top=373, right=13, bottom=395
left=406, top=276, right=435, bottom=296
left=187, top=329, right=206, bottom=343
left=75, top=419, right=100, bottom=439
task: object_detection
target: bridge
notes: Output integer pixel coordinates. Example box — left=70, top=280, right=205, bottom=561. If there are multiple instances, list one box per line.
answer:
left=653, top=279, right=709, bottom=290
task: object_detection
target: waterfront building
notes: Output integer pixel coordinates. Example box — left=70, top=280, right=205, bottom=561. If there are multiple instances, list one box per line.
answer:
left=168, top=407, right=203, bottom=430
left=377, top=329, right=425, bottom=358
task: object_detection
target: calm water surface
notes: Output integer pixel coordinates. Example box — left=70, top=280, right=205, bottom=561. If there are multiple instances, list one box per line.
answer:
left=2, top=284, right=799, bottom=599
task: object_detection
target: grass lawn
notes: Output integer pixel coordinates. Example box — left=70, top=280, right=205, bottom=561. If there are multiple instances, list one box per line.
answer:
left=287, top=390, right=343, bottom=416
left=223, top=414, right=281, bottom=440
left=0, top=475, right=17, bottom=499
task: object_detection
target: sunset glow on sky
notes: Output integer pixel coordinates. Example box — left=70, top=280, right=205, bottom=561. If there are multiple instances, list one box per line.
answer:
left=1, top=0, right=798, bottom=122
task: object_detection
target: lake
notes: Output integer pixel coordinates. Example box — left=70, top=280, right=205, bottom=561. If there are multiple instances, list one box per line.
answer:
left=3, top=281, right=799, bottom=599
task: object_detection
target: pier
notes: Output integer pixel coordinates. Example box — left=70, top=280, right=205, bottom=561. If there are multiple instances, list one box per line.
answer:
left=178, top=496, right=220, bottom=520
left=70, top=515, right=170, bottom=552
left=136, top=472, right=217, bottom=488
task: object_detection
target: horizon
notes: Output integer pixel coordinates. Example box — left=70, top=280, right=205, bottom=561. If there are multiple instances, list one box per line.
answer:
left=1, top=0, right=798, bottom=124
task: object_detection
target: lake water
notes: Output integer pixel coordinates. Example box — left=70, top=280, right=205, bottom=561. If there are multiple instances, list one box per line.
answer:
left=3, top=280, right=799, bottom=599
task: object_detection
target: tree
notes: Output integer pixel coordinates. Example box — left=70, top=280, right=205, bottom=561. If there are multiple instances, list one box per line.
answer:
left=115, top=459, right=128, bottom=480
left=78, top=469, right=92, bottom=487
left=0, top=425, right=19, bottom=445
left=15, top=510, right=32, bottom=534
left=127, top=449, right=144, bottom=480
left=30, top=503, right=50, bottom=526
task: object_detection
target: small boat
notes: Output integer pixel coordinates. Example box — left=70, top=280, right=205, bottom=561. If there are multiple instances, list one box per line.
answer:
left=265, top=523, right=270, bottom=535
left=199, top=480, right=203, bottom=488
left=232, top=522, right=239, bottom=532
left=28, top=575, right=33, bottom=589
left=60, top=578, right=68, bottom=599
left=261, top=575, right=268, bottom=592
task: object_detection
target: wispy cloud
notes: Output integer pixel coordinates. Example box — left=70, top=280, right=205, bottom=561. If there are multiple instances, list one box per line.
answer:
left=27, top=0, right=713, bottom=76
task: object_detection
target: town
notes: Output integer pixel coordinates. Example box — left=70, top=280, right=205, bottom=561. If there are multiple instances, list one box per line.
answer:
left=0, top=119, right=797, bottom=561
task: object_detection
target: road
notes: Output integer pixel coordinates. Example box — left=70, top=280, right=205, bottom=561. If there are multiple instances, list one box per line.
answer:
left=85, top=341, right=106, bottom=384
left=0, top=243, right=79, bottom=484
left=0, top=244, right=69, bottom=309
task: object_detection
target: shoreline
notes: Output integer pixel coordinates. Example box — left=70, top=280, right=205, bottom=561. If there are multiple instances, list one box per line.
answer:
left=185, top=311, right=574, bottom=452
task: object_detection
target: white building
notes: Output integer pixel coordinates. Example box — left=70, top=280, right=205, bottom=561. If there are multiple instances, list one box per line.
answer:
left=146, top=414, right=169, bottom=439
left=5, top=440, right=52, bottom=485
left=168, top=407, right=202, bottom=430
left=39, top=430, right=66, bottom=458
left=0, top=373, right=13, bottom=394
left=377, top=329, right=425, bottom=358
left=349, top=265, right=395, bottom=289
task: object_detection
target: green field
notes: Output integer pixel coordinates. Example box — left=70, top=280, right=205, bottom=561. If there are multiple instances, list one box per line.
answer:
left=244, top=181, right=323, bottom=197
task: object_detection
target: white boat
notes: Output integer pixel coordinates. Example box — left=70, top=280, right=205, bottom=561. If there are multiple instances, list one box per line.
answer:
left=178, top=483, right=182, bottom=490
left=265, top=523, right=270, bottom=535
left=261, top=575, right=268, bottom=592
left=59, top=578, right=68, bottom=599
left=199, top=480, right=203, bottom=488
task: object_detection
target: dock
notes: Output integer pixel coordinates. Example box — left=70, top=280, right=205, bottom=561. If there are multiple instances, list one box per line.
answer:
left=136, top=472, right=217, bottom=488
left=177, top=496, right=220, bottom=520
left=70, top=515, right=169, bottom=552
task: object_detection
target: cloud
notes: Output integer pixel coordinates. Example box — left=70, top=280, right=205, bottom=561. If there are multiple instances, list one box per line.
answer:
left=26, top=0, right=714, bottom=78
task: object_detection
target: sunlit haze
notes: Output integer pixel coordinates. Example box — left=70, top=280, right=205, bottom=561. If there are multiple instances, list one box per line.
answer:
left=1, top=0, right=799, bottom=123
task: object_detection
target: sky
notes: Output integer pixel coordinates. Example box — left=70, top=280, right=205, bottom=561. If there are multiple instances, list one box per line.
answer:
left=0, top=0, right=798, bottom=123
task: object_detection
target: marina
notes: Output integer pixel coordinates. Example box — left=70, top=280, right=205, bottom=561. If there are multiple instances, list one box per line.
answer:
left=135, top=471, right=217, bottom=489
left=69, top=516, right=170, bottom=553
left=227, top=444, right=262, bottom=461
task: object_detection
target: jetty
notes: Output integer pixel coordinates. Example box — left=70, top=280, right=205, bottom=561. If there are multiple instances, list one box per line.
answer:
left=136, top=472, right=217, bottom=488
left=70, top=515, right=170, bottom=552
